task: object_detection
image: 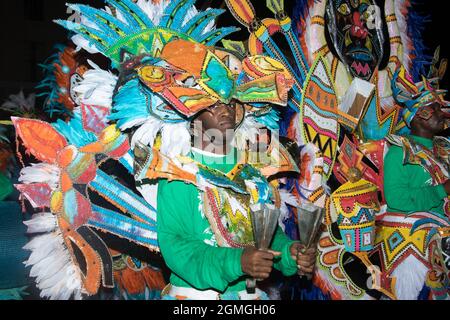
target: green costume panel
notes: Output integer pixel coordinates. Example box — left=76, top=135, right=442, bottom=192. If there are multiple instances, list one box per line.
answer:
left=384, top=135, right=447, bottom=216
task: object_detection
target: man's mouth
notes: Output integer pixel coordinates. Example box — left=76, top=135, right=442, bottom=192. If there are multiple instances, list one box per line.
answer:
left=345, top=49, right=374, bottom=78
left=350, top=61, right=371, bottom=78
left=219, top=120, right=235, bottom=128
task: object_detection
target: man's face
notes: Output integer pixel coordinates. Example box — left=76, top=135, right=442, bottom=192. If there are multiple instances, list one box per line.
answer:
left=193, top=101, right=239, bottom=146
left=412, top=102, right=447, bottom=134
left=326, top=0, right=384, bottom=81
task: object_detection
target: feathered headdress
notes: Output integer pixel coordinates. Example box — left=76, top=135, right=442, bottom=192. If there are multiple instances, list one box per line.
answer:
left=57, top=0, right=294, bottom=157
left=36, top=44, right=87, bottom=117
left=1, top=91, right=37, bottom=117
left=392, top=65, right=450, bottom=127
left=56, top=0, right=239, bottom=68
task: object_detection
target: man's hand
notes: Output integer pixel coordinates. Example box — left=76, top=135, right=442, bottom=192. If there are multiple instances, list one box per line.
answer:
left=290, top=242, right=317, bottom=275
left=241, top=247, right=281, bottom=280
left=444, top=180, right=450, bottom=195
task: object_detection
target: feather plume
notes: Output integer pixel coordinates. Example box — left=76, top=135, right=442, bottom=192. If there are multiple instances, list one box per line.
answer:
left=392, top=255, right=429, bottom=300
left=159, top=122, right=191, bottom=158
left=73, top=60, right=118, bottom=108
left=19, top=164, right=60, bottom=189
left=71, top=0, right=216, bottom=55
left=71, top=13, right=102, bottom=54
left=1, top=91, right=36, bottom=114
left=131, top=117, right=164, bottom=149
left=279, top=189, right=299, bottom=232
left=23, top=212, right=58, bottom=234
left=232, top=116, right=264, bottom=150
left=23, top=213, right=84, bottom=300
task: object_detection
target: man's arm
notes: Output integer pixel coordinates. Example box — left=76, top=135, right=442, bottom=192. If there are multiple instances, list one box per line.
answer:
left=383, top=146, right=447, bottom=213
left=157, top=180, right=244, bottom=292
left=270, top=227, right=298, bottom=276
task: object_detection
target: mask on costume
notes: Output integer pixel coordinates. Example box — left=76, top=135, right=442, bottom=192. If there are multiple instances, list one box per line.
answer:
left=325, top=0, right=384, bottom=81
left=331, top=178, right=380, bottom=252
left=392, top=65, right=450, bottom=128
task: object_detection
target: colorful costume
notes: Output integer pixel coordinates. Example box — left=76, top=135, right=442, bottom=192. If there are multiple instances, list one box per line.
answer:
left=3, top=0, right=450, bottom=301
left=157, top=147, right=298, bottom=299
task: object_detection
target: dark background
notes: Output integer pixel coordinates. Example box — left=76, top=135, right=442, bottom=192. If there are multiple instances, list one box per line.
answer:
left=0, top=0, right=448, bottom=104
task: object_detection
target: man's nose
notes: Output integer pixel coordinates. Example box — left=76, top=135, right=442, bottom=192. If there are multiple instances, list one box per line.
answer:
left=350, top=11, right=368, bottom=40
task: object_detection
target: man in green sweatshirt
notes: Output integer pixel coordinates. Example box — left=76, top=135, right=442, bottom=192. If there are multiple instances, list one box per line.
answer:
left=384, top=101, right=450, bottom=216
left=157, top=101, right=317, bottom=300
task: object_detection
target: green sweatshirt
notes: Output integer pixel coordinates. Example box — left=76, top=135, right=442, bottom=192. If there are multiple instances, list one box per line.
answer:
left=384, top=135, right=448, bottom=216
left=156, top=147, right=298, bottom=293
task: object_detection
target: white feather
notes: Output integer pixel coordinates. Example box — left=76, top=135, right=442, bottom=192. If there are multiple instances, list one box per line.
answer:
left=160, top=122, right=191, bottom=158
left=25, top=235, right=64, bottom=266
left=119, top=117, right=149, bottom=131
left=23, top=223, right=85, bottom=299
left=23, top=212, right=57, bottom=234
left=392, top=255, right=429, bottom=300
left=30, top=246, right=70, bottom=279
left=19, top=163, right=60, bottom=189
left=71, top=13, right=101, bottom=54
left=394, top=0, right=413, bottom=71
left=38, top=265, right=71, bottom=290
left=74, top=61, right=118, bottom=108
left=232, top=116, right=264, bottom=150
left=135, top=0, right=168, bottom=25
left=23, top=231, right=62, bottom=250
left=131, top=117, right=164, bottom=149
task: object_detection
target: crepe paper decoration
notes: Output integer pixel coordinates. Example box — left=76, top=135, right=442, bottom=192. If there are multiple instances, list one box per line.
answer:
left=81, top=104, right=111, bottom=134
left=221, top=39, right=247, bottom=57
left=225, top=0, right=256, bottom=27
left=90, top=170, right=157, bottom=224
left=331, top=179, right=379, bottom=253
left=298, top=55, right=340, bottom=179
left=12, top=117, right=68, bottom=164
left=392, top=65, right=450, bottom=127
left=15, top=183, right=53, bottom=209
left=387, top=135, right=449, bottom=186
left=57, top=0, right=239, bottom=67
left=90, top=205, right=158, bottom=250
left=58, top=217, right=103, bottom=295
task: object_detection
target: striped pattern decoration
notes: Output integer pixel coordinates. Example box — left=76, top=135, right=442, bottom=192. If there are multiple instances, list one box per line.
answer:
left=89, top=204, right=158, bottom=250
left=90, top=169, right=157, bottom=225
left=298, top=55, right=339, bottom=179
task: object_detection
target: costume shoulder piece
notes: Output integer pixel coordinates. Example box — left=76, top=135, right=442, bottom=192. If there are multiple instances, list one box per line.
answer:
left=386, top=134, right=449, bottom=185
